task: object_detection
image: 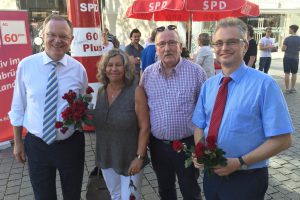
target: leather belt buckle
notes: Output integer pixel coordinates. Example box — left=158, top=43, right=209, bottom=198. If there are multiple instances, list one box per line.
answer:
left=161, top=140, right=173, bottom=145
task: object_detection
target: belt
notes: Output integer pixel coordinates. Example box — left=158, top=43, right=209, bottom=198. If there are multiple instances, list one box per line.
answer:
left=28, top=130, right=82, bottom=144
left=236, top=167, right=267, bottom=174
left=152, top=135, right=194, bottom=145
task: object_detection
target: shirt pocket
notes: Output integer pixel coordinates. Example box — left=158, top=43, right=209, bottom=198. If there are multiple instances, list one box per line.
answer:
left=176, top=89, right=195, bottom=112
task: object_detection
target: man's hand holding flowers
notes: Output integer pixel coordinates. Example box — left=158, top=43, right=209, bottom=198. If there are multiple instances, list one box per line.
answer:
left=55, top=86, right=94, bottom=133
left=173, top=135, right=227, bottom=176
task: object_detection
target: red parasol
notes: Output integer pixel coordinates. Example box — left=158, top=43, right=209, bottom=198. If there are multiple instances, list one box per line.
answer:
left=126, top=0, right=259, bottom=21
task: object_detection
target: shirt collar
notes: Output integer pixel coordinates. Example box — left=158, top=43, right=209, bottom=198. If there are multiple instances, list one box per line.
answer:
left=218, top=62, right=248, bottom=84
left=42, top=51, right=67, bottom=67
left=158, top=57, right=183, bottom=74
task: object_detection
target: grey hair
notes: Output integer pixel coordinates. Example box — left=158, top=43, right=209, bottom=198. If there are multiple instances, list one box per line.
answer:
left=214, top=17, right=248, bottom=41
left=42, top=14, right=73, bottom=34
left=96, top=49, right=135, bottom=88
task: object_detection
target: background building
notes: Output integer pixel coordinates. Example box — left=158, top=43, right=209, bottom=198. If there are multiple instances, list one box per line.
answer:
left=1, top=0, right=300, bottom=54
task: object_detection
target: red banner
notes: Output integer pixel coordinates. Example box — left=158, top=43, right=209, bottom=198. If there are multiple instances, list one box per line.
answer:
left=67, top=0, right=102, bottom=83
left=0, top=10, right=32, bottom=142
left=67, top=0, right=102, bottom=131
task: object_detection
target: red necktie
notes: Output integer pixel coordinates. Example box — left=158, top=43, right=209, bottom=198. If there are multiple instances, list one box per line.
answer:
left=207, top=77, right=232, bottom=139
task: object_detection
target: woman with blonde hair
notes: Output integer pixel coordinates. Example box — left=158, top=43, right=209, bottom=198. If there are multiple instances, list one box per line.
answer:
left=92, top=49, right=150, bottom=200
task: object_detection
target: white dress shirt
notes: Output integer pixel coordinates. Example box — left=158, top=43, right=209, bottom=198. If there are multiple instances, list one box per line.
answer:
left=9, top=52, right=88, bottom=140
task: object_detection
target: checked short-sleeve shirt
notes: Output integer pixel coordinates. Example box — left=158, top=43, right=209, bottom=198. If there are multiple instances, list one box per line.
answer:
left=140, top=58, right=207, bottom=140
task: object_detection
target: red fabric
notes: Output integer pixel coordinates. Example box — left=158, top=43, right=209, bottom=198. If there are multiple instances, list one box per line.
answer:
left=207, top=77, right=232, bottom=139
left=126, top=0, right=259, bottom=21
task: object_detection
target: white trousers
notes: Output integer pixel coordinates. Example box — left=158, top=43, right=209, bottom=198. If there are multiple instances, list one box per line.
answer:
left=101, top=168, right=143, bottom=200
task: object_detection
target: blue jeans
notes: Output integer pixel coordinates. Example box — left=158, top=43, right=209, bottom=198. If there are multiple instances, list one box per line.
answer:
left=203, top=167, right=268, bottom=200
left=24, top=131, right=85, bottom=200
left=149, top=135, right=202, bottom=200
left=259, top=57, right=271, bottom=74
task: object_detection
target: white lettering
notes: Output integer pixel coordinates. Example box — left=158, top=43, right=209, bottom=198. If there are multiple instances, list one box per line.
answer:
left=162, top=1, right=167, bottom=8
left=203, top=1, right=227, bottom=10
left=10, top=57, right=20, bottom=65
left=154, top=2, right=161, bottom=10
left=148, top=1, right=167, bottom=11
left=212, top=1, right=217, bottom=9
left=0, top=60, right=8, bottom=68
left=80, top=3, right=99, bottom=12
left=203, top=1, right=209, bottom=10
left=0, top=81, right=15, bottom=93
left=80, top=3, right=87, bottom=12
left=0, top=69, right=16, bottom=80
left=149, top=3, right=154, bottom=11
left=220, top=1, right=226, bottom=9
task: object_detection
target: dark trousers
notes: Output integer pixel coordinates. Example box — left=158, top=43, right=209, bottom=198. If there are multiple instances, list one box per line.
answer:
left=203, top=167, right=268, bottom=200
left=24, top=131, right=85, bottom=200
left=259, top=57, right=272, bottom=74
left=149, top=135, right=202, bottom=200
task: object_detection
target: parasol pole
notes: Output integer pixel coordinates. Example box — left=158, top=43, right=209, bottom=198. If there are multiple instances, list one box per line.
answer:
left=187, top=15, right=192, bottom=52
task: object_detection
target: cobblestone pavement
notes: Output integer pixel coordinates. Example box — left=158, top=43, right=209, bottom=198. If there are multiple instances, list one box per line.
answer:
left=0, top=55, right=299, bottom=200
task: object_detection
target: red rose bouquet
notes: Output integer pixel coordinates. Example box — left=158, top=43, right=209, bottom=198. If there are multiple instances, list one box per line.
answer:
left=55, top=86, right=94, bottom=133
left=172, top=135, right=227, bottom=176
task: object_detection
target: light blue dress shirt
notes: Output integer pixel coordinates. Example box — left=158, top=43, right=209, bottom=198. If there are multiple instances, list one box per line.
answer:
left=192, top=63, right=294, bottom=169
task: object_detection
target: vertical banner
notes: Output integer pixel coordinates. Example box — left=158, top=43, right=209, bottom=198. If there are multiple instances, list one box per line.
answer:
left=67, top=0, right=102, bottom=83
left=0, top=11, right=32, bottom=142
left=67, top=0, right=102, bottom=131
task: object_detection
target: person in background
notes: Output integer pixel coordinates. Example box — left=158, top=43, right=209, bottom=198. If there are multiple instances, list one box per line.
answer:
left=141, top=29, right=157, bottom=72
left=281, top=24, right=300, bottom=93
left=103, top=27, right=119, bottom=48
left=258, top=27, right=275, bottom=73
left=125, top=28, right=144, bottom=78
left=243, top=25, right=257, bottom=68
left=140, top=25, right=206, bottom=200
left=9, top=15, right=88, bottom=200
left=101, top=32, right=114, bottom=54
left=192, top=17, right=293, bottom=200
left=195, top=33, right=215, bottom=78
left=93, top=49, right=150, bottom=200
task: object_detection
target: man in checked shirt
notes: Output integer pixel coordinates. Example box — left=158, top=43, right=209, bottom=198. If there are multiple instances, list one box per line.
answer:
left=140, top=25, right=207, bottom=200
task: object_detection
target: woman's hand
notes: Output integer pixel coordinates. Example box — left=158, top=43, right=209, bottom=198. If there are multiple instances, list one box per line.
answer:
left=128, top=158, right=143, bottom=176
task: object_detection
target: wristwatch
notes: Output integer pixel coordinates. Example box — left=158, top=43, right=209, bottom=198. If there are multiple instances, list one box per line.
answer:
left=238, top=156, right=248, bottom=170
left=136, top=154, right=145, bottom=160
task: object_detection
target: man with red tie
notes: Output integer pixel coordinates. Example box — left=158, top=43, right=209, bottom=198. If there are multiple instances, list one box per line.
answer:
left=192, top=17, right=293, bottom=200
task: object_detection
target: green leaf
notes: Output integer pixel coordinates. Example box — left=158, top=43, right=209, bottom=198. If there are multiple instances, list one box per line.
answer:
left=185, top=157, right=193, bottom=168
left=82, top=115, right=93, bottom=125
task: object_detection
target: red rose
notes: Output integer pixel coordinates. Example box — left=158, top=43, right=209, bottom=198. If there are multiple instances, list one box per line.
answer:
left=129, top=194, right=136, bottom=200
left=70, top=91, right=77, bottom=99
left=172, top=140, right=184, bottom=152
left=66, top=97, right=74, bottom=104
left=73, top=112, right=82, bottom=121
left=55, top=121, right=63, bottom=128
left=62, top=93, right=69, bottom=100
left=62, top=107, right=73, bottom=120
left=86, top=86, right=94, bottom=94
left=60, top=127, right=68, bottom=134
left=195, top=141, right=205, bottom=158
left=206, top=135, right=217, bottom=151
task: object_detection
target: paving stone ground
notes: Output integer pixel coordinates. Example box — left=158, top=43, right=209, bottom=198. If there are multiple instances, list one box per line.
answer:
left=0, top=52, right=299, bottom=200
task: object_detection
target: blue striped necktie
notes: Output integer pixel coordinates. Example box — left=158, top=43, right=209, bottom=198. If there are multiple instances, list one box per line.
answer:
left=42, top=62, right=58, bottom=144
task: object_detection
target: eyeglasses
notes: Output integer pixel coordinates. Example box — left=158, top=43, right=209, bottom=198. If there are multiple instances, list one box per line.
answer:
left=46, top=33, right=71, bottom=41
left=212, top=39, right=245, bottom=48
left=156, top=25, right=177, bottom=32
left=156, top=40, right=179, bottom=48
